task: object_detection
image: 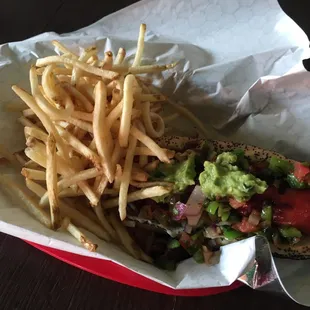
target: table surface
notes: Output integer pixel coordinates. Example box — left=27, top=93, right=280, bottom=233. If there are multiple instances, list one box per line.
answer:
left=0, top=1, right=309, bottom=309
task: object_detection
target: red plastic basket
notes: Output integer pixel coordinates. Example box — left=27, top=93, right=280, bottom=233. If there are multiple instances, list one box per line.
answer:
left=25, top=241, right=242, bottom=296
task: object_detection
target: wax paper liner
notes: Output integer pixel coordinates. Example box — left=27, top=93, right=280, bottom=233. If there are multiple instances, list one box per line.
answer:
left=0, top=0, right=310, bottom=306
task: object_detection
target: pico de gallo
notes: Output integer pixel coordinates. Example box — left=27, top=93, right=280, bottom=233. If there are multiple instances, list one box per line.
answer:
left=125, top=143, right=310, bottom=270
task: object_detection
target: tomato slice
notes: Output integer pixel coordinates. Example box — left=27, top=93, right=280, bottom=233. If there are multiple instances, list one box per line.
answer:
left=293, top=162, right=310, bottom=182
left=232, top=217, right=259, bottom=233
left=229, top=198, right=245, bottom=209
left=273, top=188, right=310, bottom=235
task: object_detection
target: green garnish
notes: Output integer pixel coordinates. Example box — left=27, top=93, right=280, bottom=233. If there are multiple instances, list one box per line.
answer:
left=261, top=205, right=272, bottom=222
left=151, top=153, right=196, bottom=192
left=286, top=174, right=307, bottom=189
left=167, top=239, right=181, bottom=249
left=221, top=210, right=231, bottom=222
left=268, top=156, right=293, bottom=176
left=206, top=201, right=221, bottom=215
left=279, top=226, right=302, bottom=238
left=222, top=226, right=244, bottom=240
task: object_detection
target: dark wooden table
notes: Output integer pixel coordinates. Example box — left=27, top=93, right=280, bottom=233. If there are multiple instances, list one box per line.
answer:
left=0, top=1, right=309, bottom=309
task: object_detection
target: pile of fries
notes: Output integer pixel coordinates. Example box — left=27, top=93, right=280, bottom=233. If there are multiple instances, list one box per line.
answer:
left=0, top=24, right=207, bottom=263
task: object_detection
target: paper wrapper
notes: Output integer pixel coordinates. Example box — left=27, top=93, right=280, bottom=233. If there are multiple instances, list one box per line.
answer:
left=0, top=0, right=310, bottom=306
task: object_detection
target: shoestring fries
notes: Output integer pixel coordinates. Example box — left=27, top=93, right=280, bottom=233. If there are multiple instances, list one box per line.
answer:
left=6, top=23, right=207, bottom=261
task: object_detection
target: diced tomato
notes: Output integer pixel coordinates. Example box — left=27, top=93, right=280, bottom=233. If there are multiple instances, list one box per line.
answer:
left=179, top=232, right=195, bottom=249
left=273, top=188, right=310, bottom=235
left=233, top=217, right=259, bottom=233
left=229, top=198, right=245, bottom=209
left=293, top=162, right=310, bottom=182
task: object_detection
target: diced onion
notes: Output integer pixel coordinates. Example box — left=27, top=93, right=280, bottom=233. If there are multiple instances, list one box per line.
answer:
left=248, top=210, right=261, bottom=226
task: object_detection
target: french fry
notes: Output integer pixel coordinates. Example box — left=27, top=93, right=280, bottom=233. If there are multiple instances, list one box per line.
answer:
left=93, top=81, right=113, bottom=182
left=103, top=186, right=172, bottom=209
left=51, top=41, right=79, bottom=59
left=102, top=51, right=113, bottom=69
left=58, top=167, right=103, bottom=190
left=108, top=212, right=140, bottom=259
left=24, top=126, right=48, bottom=143
left=26, top=179, right=109, bottom=241
left=131, top=166, right=149, bottom=182
left=132, top=24, right=146, bottom=67
left=119, top=74, right=136, bottom=147
left=112, top=62, right=177, bottom=74
left=18, top=116, right=41, bottom=129
left=71, top=46, right=98, bottom=86
left=0, top=176, right=52, bottom=229
left=67, top=117, right=93, bottom=133
left=36, top=56, right=118, bottom=80
left=134, top=146, right=175, bottom=158
left=21, top=168, right=46, bottom=180
left=12, top=86, right=70, bottom=161
left=141, top=102, right=165, bottom=138
left=130, top=126, right=170, bottom=163
left=23, top=108, right=35, bottom=117
left=71, top=111, right=93, bottom=122
left=46, top=134, right=61, bottom=229
left=64, top=218, right=98, bottom=252
left=56, top=126, right=101, bottom=168
left=118, top=134, right=137, bottom=220
left=62, top=82, right=94, bottom=112
left=113, top=164, right=122, bottom=191
left=114, top=48, right=126, bottom=65
left=10, top=24, right=208, bottom=263
left=94, top=201, right=118, bottom=241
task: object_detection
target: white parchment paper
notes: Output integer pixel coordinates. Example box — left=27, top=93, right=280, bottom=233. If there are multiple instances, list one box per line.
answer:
left=0, top=0, right=310, bottom=305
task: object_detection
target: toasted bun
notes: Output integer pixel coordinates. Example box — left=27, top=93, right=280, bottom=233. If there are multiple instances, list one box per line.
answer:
left=157, top=135, right=310, bottom=259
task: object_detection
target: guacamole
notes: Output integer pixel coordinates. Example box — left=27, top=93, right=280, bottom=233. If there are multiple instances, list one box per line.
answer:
left=199, top=152, right=267, bottom=202
left=152, top=153, right=196, bottom=192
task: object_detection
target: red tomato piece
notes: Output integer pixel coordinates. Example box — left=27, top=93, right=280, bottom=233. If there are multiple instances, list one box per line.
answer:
left=293, top=162, right=310, bottom=182
left=233, top=217, right=259, bottom=233
left=229, top=198, right=245, bottom=209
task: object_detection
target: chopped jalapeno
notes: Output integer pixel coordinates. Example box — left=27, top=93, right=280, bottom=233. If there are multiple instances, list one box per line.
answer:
left=279, top=226, right=302, bottom=238
left=222, top=226, right=244, bottom=240
left=206, top=201, right=222, bottom=215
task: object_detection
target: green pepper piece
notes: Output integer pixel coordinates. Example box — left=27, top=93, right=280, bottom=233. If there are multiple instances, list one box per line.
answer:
left=193, top=248, right=204, bottom=264
left=286, top=174, right=307, bottom=189
left=279, top=226, right=302, bottom=238
left=206, top=201, right=222, bottom=215
left=261, top=205, right=272, bottom=222
left=218, top=204, right=230, bottom=217
left=269, top=156, right=293, bottom=176
left=222, top=226, right=244, bottom=240
left=167, top=239, right=181, bottom=249
left=221, top=211, right=230, bottom=222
